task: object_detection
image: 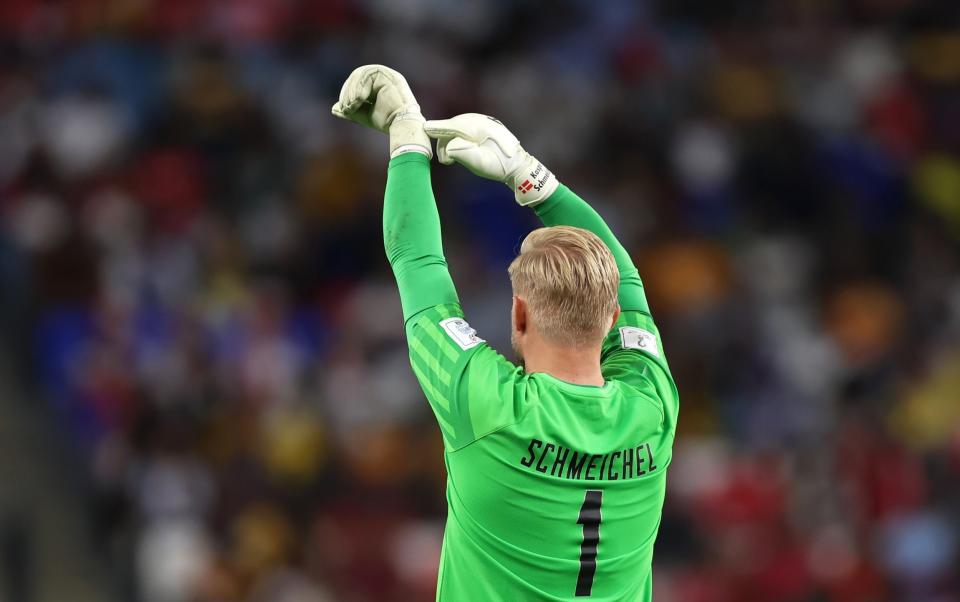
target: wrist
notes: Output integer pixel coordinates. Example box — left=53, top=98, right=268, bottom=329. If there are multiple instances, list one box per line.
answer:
left=389, top=113, right=433, bottom=159
left=508, top=154, right=559, bottom=206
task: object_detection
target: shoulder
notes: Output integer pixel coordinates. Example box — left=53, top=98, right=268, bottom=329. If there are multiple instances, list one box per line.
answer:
left=601, top=310, right=679, bottom=427
left=602, top=312, right=671, bottom=378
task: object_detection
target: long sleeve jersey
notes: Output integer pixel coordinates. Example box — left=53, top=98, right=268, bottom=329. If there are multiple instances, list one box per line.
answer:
left=383, top=153, right=679, bottom=601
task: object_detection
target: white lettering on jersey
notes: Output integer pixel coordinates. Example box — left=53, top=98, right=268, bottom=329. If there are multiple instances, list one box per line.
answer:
left=440, top=317, right=485, bottom=351
left=619, top=326, right=660, bottom=357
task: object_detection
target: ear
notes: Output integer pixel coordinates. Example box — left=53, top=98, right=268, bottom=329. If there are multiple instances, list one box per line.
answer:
left=610, top=304, right=621, bottom=330
left=512, top=296, right=528, bottom=333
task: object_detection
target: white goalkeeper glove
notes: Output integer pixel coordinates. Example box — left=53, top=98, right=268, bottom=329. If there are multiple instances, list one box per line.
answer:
left=331, top=65, right=432, bottom=159
left=423, top=113, right=558, bottom=206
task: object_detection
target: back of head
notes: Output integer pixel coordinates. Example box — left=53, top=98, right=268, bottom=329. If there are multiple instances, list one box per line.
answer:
left=508, top=226, right=620, bottom=348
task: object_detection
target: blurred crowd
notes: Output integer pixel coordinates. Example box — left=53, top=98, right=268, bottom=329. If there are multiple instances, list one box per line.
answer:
left=2, top=0, right=960, bottom=601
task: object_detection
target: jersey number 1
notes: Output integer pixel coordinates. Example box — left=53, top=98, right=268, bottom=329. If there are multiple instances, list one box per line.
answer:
left=576, top=489, right=603, bottom=597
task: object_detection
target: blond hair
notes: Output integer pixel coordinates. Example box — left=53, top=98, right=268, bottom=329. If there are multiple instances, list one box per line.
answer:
left=508, top=226, right=619, bottom=347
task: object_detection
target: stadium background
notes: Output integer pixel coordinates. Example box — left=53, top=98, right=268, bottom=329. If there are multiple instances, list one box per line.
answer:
left=1, top=1, right=959, bottom=601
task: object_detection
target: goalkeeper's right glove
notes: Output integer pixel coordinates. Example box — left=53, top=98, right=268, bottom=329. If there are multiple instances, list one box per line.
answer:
left=331, top=64, right=432, bottom=159
left=424, top=113, right=558, bottom=206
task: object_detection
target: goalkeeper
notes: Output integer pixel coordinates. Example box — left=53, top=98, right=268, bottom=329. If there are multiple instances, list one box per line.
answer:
left=332, top=65, right=679, bottom=601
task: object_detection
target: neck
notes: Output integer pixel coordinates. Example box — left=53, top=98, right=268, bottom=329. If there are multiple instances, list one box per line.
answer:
left=522, top=342, right=605, bottom=387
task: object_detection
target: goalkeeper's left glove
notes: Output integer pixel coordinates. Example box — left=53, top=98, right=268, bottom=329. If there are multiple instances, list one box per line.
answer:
left=331, top=65, right=432, bottom=159
left=424, top=113, right=558, bottom=206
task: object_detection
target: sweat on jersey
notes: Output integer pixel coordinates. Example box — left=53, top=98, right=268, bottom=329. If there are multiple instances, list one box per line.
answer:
left=383, top=152, right=680, bottom=601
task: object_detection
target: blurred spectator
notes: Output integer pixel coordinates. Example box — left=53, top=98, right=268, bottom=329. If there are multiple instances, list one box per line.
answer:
left=1, top=1, right=959, bottom=601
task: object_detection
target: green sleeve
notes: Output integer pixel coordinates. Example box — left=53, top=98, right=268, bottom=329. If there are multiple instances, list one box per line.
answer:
left=533, top=184, right=649, bottom=314
left=383, top=154, right=525, bottom=450
left=405, top=304, right=525, bottom=451
left=600, top=311, right=678, bottom=431
left=383, top=153, right=459, bottom=322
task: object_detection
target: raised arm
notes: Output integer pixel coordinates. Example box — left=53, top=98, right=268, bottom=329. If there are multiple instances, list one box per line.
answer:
left=333, top=68, right=524, bottom=452
left=424, top=113, right=649, bottom=315
left=330, top=65, right=458, bottom=322
left=383, top=153, right=459, bottom=321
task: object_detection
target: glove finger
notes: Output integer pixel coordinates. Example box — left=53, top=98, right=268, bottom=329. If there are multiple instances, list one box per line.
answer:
left=335, top=66, right=364, bottom=111
left=445, top=138, right=503, bottom=178
left=444, top=137, right=475, bottom=161
left=424, top=114, right=486, bottom=140
left=435, top=137, right=454, bottom=165
left=423, top=118, right=461, bottom=139
left=341, top=64, right=409, bottom=113
left=338, top=65, right=378, bottom=113
left=435, top=136, right=479, bottom=166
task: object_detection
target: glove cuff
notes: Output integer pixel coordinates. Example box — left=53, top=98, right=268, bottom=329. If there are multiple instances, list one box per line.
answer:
left=508, top=155, right=558, bottom=206
left=389, top=113, right=433, bottom=159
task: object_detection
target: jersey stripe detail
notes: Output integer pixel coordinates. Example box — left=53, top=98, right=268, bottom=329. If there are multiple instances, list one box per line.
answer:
left=410, top=335, right=452, bottom=386
left=459, top=368, right=479, bottom=443
left=410, top=358, right=452, bottom=414
left=405, top=303, right=523, bottom=452
left=411, top=363, right=458, bottom=440
left=420, top=315, right=460, bottom=362
left=434, top=412, right=457, bottom=442
left=409, top=358, right=464, bottom=446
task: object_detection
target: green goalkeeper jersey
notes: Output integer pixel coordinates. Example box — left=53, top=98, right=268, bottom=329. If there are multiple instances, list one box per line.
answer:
left=407, top=304, right=677, bottom=601
left=382, top=153, right=678, bottom=601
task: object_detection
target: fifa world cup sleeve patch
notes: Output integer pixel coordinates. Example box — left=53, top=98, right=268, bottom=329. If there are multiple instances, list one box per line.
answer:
left=439, top=317, right=485, bottom=351
left=620, top=326, right=660, bottom=357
